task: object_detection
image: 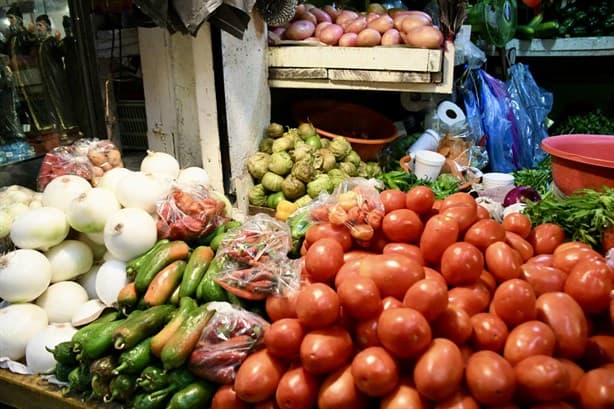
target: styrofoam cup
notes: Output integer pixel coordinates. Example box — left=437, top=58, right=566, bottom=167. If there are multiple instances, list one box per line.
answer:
left=414, top=150, right=446, bottom=181
left=482, top=172, right=515, bottom=189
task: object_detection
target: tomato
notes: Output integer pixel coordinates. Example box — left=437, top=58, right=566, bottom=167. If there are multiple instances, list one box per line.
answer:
left=503, top=321, right=556, bottom=365
left=485, top=242, right=523, bottom=283
left=300, top=326, right=353, bottom=375
left=414, top=338, right=464, bottom=401
left=275, top=366, right=319, bottom=409
left=305, top=238, right=345, bottom=283
left=381, top=377, right=429, bottom=409
left=526, top=254, right=554, bottom=266
left=382, top=296, right=403, bottom=310
left=377, top=307, right=432, bottom=359
left=514, top=355, right=571, bottom=403
left=354, top=317, right=381, bottom=349
left=305, top=222, right=353, bottom=251
left=266, top=292, right=298, bottom=322
left=295, top=283, right=340, bottom=328
left=380, top=189, right=408, bottom=214
left=522, top=0, right=542, bottom=9
left=479, top=270, right=497, bottom=295
left=318, top=364, right=367, bottom=409
left=520, top=264, right=567, bottom=296
left=337, top=276, right=381, bottom=320
left=212, top=385, right=251, bottom=409
left=582, top=335, right=614, bottom=369
left=425, top=266, right=448, bottom=287
left=264, top=318, right=306, bottom=359
left=403, top=278, right=448, bottom=322
left=405, top=186, right=435, bottom=215
left=439, top=204, right=478, bottom=233
left=492, top=279, right=536, bottom=327
left=234, top=349, right=287, bottom=403
left=535, top=292, right=588, bottom=360
left=382, top=242, right=424, bottom=265
left=553, top=241, right=591, bottom=255
left=420, top=215, right=460, bottom=265
left=476, top=205, right=491, bottom=220
left=564, top=258, right=612, bottom=314
left=504, top=231, right=534, bottom=262
left=253, top=399, right=279, bottom=409
left=575, top=367, right=614, bottom=409
left=354, top=228, right=388, bottom=253
left=440, top=242, right=484, bottom=285
left=551, top=245, right=603, bottom=274
left=448, top=283, right=491, bottom=317
left=343, top=250, right=373, bottom=263
left=528, top=223, right=565, bottom=255
left=470, top=313, right=509, bottom=353
left=464, top=219, right=506, bottom=252
left=359, top=254, right=424, bottom=299
left=558, top=359, right=584, bottom=397
left=334, top=258, right=362, bottom=289
left=432, top=306, right=473, bottom=346
left=382, top=208, right=423, bottom=243
left=351, top=346, right=400, bottom=397
left=440, top=192, right=477, bottom=211
left=465, top=350, right=516, bottom=405
left=434, top=390, right=480, bottom=409
left=501, top=213, right=532, bottom=238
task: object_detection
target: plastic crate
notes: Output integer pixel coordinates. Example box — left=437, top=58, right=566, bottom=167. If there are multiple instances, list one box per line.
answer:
left=117, top=100, right=148, bottom=150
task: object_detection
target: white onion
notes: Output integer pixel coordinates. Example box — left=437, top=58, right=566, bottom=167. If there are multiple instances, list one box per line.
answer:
left=10, top=207, right=70, bottom=251
left=28, top=199, right=43, bottom=209
left=46, top=240, right=94, bottom=283
left=177, top=166, right=210, bottom=187
left=115, top=171, right=172, bottom=214
left=78, top=264, right=100, bottom=299
left=6, top=186, right=34, bottom=204
left=77, top=232, right=107, bottom=261
left=0, top=249, right=52, bottom=303
left=140, top=150, right=180, bottom=179
left=42, top=175, right=92, bottom=214
left=0, top=208, right=12, bottom=239
left=8, top=202, right=31, bottom=218
left=103, top=207, right=157, bottom=261
left=0, top=303, right=48, bottom=360
left=67, top=187, right=121, bottom=233
left=86, top=231, right=105, bottom=245
left=25, top=323, right=77, bottom=374
left=71, top=299, right=106, bottom=327
left=95, top=259, right=129, bottom=306
left=97, top=167, right=133, bottom=196
left=36, top=281, right=89, bottom=323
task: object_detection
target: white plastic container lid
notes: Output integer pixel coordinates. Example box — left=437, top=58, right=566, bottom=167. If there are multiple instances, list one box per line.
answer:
left=482, top=172, right=515, bottom=188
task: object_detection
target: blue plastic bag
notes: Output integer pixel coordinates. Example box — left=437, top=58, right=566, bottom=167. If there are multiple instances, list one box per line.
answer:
left=506, top=63, right=553, bottom=169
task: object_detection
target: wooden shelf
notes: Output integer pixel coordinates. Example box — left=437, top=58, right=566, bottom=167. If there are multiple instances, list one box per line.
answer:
left=503, top=36, right=614, bottom=57
left=267, top=41, right=454, bottom=94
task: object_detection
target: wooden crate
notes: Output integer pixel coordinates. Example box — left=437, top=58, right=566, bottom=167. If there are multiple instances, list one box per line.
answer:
left=267, top=42, right=454, bottom=93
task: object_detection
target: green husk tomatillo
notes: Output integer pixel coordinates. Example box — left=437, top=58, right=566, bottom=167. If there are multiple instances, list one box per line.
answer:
left=281, top=175, right=306, bottom=201
left=268, top=152, right=293, bottom=176
left=248, top=184, right=267, bottom=206
left=261, top=172, right=284, bottom=192
left=247, top=152, right=271, bottom=180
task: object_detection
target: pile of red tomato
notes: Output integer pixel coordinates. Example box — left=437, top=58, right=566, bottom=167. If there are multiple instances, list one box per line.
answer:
left=212, top=187, right=614, bottom=409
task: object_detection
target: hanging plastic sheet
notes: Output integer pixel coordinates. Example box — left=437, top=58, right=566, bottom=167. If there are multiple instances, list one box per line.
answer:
left=506, top=63, right=553, bottom=169
left=461, top=68, right=520, bottom=173
left=133, top=0, right=188, bottom=34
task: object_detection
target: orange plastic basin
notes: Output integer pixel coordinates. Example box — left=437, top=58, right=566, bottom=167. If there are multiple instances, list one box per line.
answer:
left=541, top=134, right=614, bottom=195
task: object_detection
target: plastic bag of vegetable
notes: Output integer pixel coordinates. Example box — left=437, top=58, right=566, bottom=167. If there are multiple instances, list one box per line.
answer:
left=156, top=182, right=228, bottom=242
left=188, top=302, right=269, bottom=385
left=210, top=214, right=301, bottom=300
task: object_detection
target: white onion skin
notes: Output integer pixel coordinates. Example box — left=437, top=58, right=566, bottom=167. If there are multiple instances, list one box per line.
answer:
left=140, top=150, right=180, bottom=179
left=25, top=323, right=77, bottom=374
left=97, top=167, right=133, bottom=196
left=42, top=175, right=92, bottom=214
left=0, top=249, right=52, bottom=303
left=67, top=187, right=121, bottom=233
left=115, top=172, right=172, bottom=214
left=46, top=240, right=94, bottom=283
left=10, top=207, right=70, bottom=251
left=36, top=281, right=89, bottom=324
left=95, top=259, right=129, bottom=307
left=177, top=167, right=210, bottom=187
left=103, top=207, right=158, bottom=261
left=0, top=303, right=48, bottom=360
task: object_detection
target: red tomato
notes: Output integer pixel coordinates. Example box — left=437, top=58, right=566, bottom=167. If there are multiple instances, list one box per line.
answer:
left=337, top=276, right=382, bottom=320
left=414, top=338, right=464, bottom=401
left=266, top=293, right=298, bottom=322
left=564, top=258, right=612, bottom=314
left=464, top=219, right=506, bottom=252
left=354, top=317, right=381, bottom=349
left=382, top=208, right=423, bottom=243
left=420, top=215, right=460, bottom=265
left=264, top=318, right=306, bottom=359
left=551, top=245, right=603, bottom=274
left=476, top=205, right=491, bottom=220
left=424, top=266, right=448, bottom=287
left=405, top=186, right=435, bottom=215
left=403, top=278, right=448, bottom=322
left=485, top=242, right=523, bottom=283
left=234, top=349, right=287, bottom=403
left=520, top=264, right=567, bottom=296
left=575, top=367, right=614, bottom=409
left=275, top=366, right=319, bottom=409
left=305, top=238, right=345, bottom=283
left=501, top=213, right=532, bottom=238
left=522, top=0, right=542, bottom=9
left=528, top=223, right=565, bottom=255
left=212, top=385, right=251, bottom=409
left=253, top=400, right=279, bottom=409
left=305, top=222, right=352, bottom=251
left=434, top=389, right=480, bottom=409
left=448, top=283, right=491, bottom=317
left=432, top=306, right=473, bottom=345
left=382, top=242, right=425, bottom=265
left=504, top=231, right=534, bottom=262
left=515, top=355, right=571, bottom=403
left=300, top=326, right=353, bottom=375
left=382, top=296, right=403, bottom=310
left=381, top=377, right=429, bottom=409
left=440, top=204, right=478, bottom=233
left=466, top=351, right=516, bottom=405
left=359, top=254, right=424, bottom=299
left=491, top=279, right=536, bottom=327
left=295, top=283, right=340, bottom=328
left=334, top=258, right=362, bottom=289
left=503, top=321, right=556, bottom=365
left=343, top=250, right=374, bottom=263
left=440, top=242, right=484, bottom=285
left=351, top=346, right=400, bottom=397
left=583, top=335, right=614, bottom=369
left=470, top=313, right=509, bottom=353
left=377, top=307, right=432, bottom=359
left=440, top=192, right=477, bottom=211
left=526, top=254, right=554, bottom=267
left=318, top=364, right=367, bottom=409
left=380, top=189, right=408, bottom=214
left=479, top=270, right=497, bottom=295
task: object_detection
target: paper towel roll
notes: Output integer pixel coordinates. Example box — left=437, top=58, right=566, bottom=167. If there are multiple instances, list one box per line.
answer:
left=436, top=101, right=466, bottom=128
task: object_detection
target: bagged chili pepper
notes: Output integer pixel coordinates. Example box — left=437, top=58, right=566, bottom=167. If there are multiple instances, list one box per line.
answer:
left=156, top=182, right=228, bottom=242
left=211, top=214, right=301, bottom=300
left=188, top=302, right=269, bottom=384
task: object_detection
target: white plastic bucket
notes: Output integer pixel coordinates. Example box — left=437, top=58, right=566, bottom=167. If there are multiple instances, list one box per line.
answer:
left=482, top=172, right=515, bottom=189
left=414, top=150, right=446, bottom=181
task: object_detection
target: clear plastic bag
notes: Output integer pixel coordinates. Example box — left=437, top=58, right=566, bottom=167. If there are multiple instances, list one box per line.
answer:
left=156, top=183, right=228, bottom=242
left=211, top=214, right=301, bottom=300
left=505, top=63, right=553, bottom=170
left=188, top=302, right=269, bottom=384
